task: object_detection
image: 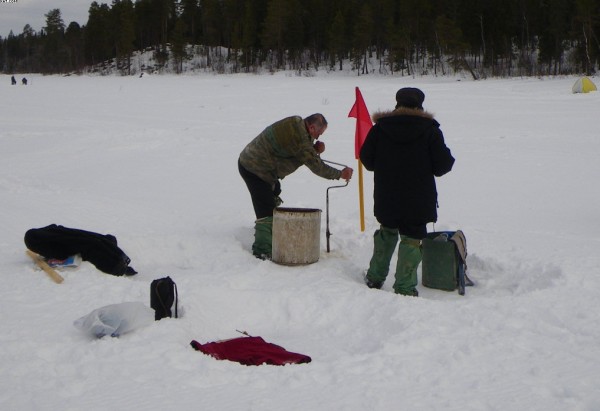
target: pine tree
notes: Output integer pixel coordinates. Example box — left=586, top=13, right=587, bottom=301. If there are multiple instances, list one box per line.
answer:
left=283, top=0, right=304, bottom=69
left=328, top=10, right=346, bottom=71
left=261, top=0, right=290, bottom=69
left=573, top=0, right=600, bottom=75
left=85, top=2, right=113, bottom=68
left=180, top=0, right=200, bottom=43
left=352, top=3, right=374, bottom=75
left=42, top=9, right=67, bottom=73
left=111, top=0, right=136, bottom=75
left=171, top=18, right=188, bottom=73
left=65, top=22, right=84, bottom=72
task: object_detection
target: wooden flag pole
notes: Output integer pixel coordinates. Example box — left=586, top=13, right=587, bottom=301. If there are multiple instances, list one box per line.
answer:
left=26, top=250, right=64, bottom=284
left=349, top=87, right=371, bottom=233
left=358, top=160, right=365, bottom=232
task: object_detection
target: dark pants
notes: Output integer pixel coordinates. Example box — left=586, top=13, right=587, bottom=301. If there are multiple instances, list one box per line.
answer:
left=376, top=218, right=427, bottom=240
left=238, top=160, right=280, bottom=219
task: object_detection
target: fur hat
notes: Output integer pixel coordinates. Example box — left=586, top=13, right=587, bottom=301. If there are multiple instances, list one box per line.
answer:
left=395, top=87, right=425, bottom=109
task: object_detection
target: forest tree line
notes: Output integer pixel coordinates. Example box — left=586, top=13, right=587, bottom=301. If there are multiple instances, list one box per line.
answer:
left=1, top=0, right=599, bottom=77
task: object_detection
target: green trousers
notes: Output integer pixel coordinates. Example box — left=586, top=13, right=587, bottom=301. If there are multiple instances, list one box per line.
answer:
left=365, top=226, right=398, bottom=288
left=393, top=235, right=422, bottom=295
left=365, top=226, right=422, bottom=295
left=252, top=216, right=273, bottom=259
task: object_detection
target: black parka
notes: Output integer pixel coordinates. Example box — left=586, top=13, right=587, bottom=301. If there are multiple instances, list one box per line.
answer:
left=359, top=107, right=455, bottom=226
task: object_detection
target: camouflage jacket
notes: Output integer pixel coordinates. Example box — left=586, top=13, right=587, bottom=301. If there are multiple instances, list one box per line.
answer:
left=239, top=116, right=342, bottom=186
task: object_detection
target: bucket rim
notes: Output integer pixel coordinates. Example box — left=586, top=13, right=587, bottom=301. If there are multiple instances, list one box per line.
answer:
left=274, top=207, right=322, bottom=213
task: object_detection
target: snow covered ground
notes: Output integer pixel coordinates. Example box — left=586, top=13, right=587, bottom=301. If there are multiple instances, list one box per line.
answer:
left=1, top=72, right=599, bottom=411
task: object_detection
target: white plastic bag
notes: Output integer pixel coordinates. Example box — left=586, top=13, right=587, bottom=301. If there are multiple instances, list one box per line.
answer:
left=74, top=302, right=154, bottom=338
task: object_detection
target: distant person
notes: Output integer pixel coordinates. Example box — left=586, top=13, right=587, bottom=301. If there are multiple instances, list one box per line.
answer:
left=11, top=75, right=16, bottom=85
left=21, top=77, right=28, bottom=85
left=360, top=88, right=455, bottom=296
left=238, top=113, right=353, bottom=259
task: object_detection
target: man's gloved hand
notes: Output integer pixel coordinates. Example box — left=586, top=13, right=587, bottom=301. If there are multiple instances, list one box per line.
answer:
left=340, top=167, right=353, bottom=181
left=313, top=141, right=325, bottom=154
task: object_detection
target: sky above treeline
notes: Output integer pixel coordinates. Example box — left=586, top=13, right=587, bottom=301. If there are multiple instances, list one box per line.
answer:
left=0, top=0, right=89, bottom=37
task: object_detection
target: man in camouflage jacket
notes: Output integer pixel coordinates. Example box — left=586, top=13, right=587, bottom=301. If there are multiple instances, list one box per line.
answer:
left=239, top=113, right=353, bottom=259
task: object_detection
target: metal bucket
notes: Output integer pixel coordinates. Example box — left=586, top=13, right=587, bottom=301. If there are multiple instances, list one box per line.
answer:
left=272, top=207, right=322, bottom=265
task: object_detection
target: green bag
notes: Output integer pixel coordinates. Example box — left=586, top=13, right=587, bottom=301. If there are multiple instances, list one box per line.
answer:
left=421, top=230, right=473, bottom=295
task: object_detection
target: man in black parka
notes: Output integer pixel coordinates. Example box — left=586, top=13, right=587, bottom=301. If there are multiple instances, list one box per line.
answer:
left=360, top=87, right=455, bottom=296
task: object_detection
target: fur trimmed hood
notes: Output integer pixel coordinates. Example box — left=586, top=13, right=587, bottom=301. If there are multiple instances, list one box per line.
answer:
left=368, top=107, right=440, bottom=146
left=372, top=107, right=434, bottom=122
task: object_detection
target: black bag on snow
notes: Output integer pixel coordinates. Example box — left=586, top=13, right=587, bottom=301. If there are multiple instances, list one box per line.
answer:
left=150, top=276, right=178, bottom=320
left=24, top=224, right=136, bottom=276
left=421, top=230, right=473, bottom=295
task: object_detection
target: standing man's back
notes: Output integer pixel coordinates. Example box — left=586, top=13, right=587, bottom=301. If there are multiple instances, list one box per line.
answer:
left=360, top=87, right=454, bottom=296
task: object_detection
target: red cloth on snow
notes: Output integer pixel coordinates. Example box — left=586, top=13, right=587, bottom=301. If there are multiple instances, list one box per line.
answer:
left=190, top=336, right=311, bottom=366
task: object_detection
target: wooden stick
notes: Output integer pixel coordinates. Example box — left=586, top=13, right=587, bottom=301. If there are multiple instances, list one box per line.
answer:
left=358, top=160, right=365, bottom=232
left=26, top=250, right=64, bottom=284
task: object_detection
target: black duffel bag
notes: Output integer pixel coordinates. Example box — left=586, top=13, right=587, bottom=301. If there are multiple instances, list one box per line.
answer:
left=24, top=224, right=137, bottom=276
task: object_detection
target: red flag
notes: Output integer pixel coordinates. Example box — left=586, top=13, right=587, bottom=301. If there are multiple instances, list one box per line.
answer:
left=348, top=87, right=372, bottom=159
